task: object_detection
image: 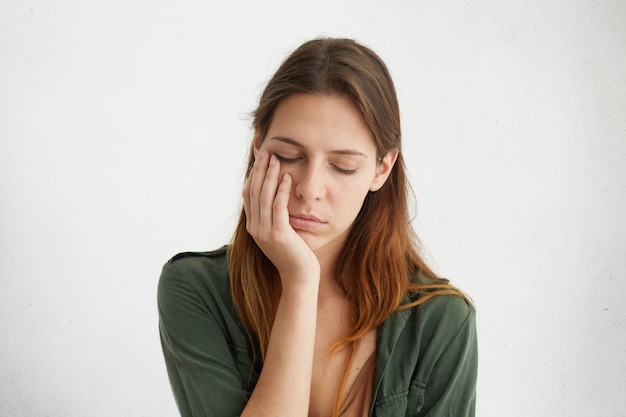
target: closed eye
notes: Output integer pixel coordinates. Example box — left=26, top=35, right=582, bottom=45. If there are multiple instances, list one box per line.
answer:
left=274, top=152, right=357, bottom=175
left=273, top=153, right=300, bottom=163
left=332, top=165, right=357, bottom=175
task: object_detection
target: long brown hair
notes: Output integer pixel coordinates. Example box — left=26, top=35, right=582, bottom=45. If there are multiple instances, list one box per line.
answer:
left=229, top=38, right=465, bottom=416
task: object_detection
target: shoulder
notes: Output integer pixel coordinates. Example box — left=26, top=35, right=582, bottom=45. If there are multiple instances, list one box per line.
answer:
left=163, top=245, right=229, bottom=274
left=157, top=246, right=232, bottom=311
left=399, top=278, right=476, bottom=352
left=413, top=292, right=475, bottom=346
left=407, top=272, right=475, bottom=329
left=414, top=293, right=475, bottom=326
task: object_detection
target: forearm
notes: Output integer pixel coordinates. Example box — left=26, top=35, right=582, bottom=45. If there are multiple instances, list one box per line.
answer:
left=241, top=281, right=318, bottom=417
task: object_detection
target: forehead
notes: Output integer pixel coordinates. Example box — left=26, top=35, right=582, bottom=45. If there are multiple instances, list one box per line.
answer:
left=264, top=93, right=376, bottom=153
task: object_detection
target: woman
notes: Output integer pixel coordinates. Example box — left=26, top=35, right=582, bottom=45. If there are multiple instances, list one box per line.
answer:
left=158, top=38, right=477, bottom=417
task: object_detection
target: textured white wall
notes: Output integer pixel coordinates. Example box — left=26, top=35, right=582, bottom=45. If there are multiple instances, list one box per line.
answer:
left=1, top=1, right=625, bottom=416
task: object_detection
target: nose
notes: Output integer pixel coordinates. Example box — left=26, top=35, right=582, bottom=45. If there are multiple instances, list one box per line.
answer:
left=292, top=163, right=325, bottom=201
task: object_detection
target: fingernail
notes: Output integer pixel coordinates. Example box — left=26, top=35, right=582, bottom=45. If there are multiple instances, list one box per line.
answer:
left=269, top=155, right=277, bottom=166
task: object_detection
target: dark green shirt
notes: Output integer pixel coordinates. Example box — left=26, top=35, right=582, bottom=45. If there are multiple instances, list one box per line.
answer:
left=158, top=247, right=477, bottom=416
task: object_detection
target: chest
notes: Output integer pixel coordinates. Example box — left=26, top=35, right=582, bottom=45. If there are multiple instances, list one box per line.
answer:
left=308, top=300, right=377, bottom=417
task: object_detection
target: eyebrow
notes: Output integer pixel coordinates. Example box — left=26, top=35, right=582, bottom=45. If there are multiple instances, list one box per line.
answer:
left=270, top=136, right=368, bottom=158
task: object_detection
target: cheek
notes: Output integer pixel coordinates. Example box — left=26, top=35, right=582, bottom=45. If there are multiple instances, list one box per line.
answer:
left=333, top=180, right=371, bottom=207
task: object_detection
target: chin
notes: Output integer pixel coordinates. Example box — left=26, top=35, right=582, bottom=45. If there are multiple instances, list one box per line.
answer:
left=296, top=231, right=324, bottom=251
left=297, top=230, right=347, bottom=258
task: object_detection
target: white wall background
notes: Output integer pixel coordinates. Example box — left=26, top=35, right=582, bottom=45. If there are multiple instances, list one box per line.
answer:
left=1, top=1, right=625, bottom=416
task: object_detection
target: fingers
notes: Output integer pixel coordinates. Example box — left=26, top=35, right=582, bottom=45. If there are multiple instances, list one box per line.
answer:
left=242, top=152, right=319, bottom=280
left=242, top=155, right=259, bottom=231
left=243, top=150, right=268, bottom=232
left=243, top=150, right=289, bottom=236
left=259, top=154, right=281, bottom=229
left=272, top=173, right=291, bottom=231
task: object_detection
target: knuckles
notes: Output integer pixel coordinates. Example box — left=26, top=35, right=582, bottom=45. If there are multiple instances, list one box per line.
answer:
left=272, top=199, right=286, bottom=211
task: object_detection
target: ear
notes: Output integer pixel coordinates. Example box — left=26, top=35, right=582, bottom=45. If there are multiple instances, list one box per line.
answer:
left=369, top=149, right=398, bottom=192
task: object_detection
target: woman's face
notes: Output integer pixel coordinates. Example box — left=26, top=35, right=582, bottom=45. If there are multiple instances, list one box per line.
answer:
left=255, top=93, right=397, bottom=258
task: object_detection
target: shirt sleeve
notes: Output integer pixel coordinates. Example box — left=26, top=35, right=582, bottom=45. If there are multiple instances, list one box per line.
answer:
left=157, top=260, right=250, bottom=417
left=416, top=298, right=478, bottom=417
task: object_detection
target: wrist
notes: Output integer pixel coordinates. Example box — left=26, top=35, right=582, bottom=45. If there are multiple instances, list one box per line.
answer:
left=279, top=270, right=321, bottom=296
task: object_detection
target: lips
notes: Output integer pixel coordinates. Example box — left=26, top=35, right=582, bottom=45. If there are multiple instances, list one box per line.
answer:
left=289, top=213, right=325, bottom=232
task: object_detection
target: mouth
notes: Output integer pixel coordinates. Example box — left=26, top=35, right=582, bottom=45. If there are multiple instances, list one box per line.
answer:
left=289, top=214, right=325, bottom=232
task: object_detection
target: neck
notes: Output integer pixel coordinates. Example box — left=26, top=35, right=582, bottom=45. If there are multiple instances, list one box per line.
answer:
left=315, top=247, right=338, bottom=283
left=313, top=238, right=348, bottom=300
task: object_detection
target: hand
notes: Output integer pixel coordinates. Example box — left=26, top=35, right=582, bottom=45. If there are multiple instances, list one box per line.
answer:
left=242, top=150, right=320, bottom=287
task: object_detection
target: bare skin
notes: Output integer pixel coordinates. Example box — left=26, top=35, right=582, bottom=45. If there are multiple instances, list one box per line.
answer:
left=309, top=281, right=378, bottom=417
left=241, top=150, right=320, bottom=417
left=240, top=94, right=397, bottom=417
